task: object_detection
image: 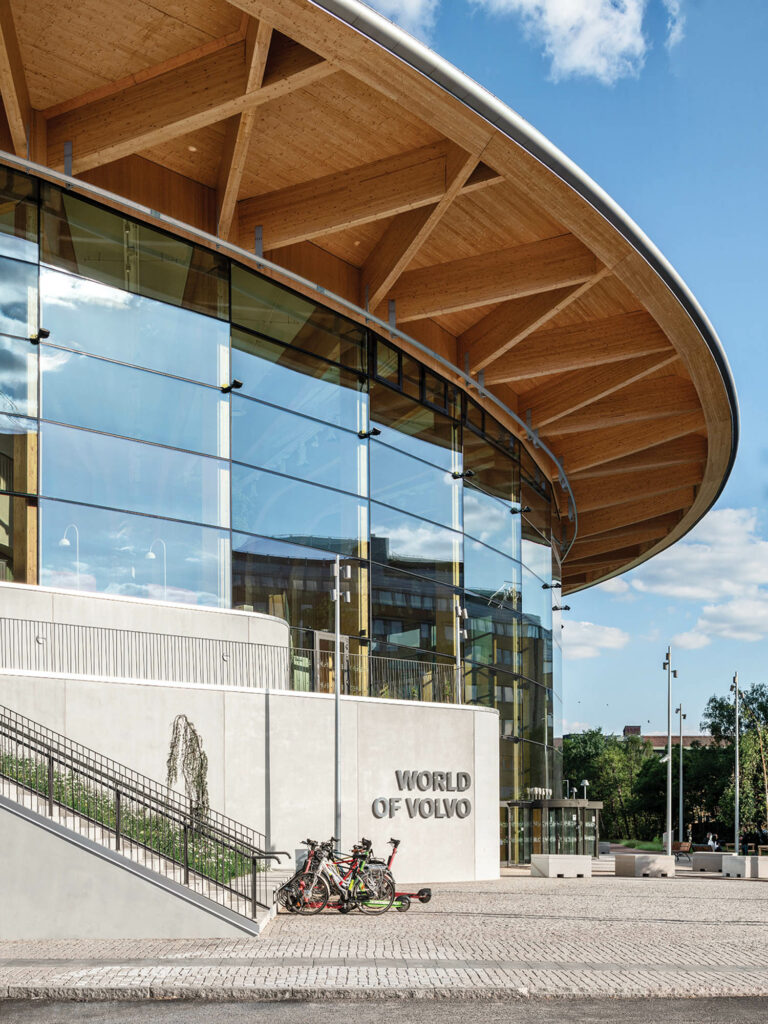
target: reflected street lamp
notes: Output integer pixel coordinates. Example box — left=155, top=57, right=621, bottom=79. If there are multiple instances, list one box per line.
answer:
left=146, top=538, right=167, bottom=600
left=581, top=778, right=589, bottom=800
left=58, top=524, right=80, bottom=590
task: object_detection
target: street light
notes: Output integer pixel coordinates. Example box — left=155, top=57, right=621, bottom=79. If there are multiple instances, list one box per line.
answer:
left=146, top=538, right=167, bottom=601
left=662, top=647, right=678, bottom=856
left=675, top=704, right=687, bottom=843
left=581, top=778, right=589, bottom=800
left=58, top=524, right=80, bottom=590
left=332, top=557, right=352, bottom=846
left=731, top=672, right=740, bottom=854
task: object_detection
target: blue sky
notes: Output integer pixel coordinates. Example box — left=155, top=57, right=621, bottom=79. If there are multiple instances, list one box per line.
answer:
left=364, top=0, right=768, bottom=736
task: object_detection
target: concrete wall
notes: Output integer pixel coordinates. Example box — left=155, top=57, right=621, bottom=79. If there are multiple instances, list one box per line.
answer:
left=0, top=801, right=258, bottom=939
left=0, top=673, right=500, bottom=882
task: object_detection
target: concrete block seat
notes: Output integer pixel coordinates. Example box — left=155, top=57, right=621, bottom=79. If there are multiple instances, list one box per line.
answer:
left=722, top=855, right=768, bottom=879
left=598, top=841, right=612, bottom=856
left=530, top=854, right=592, bottom=878
left=615, top=854, right=675, bottom=878
left=691, top=852, right=724, bottom=872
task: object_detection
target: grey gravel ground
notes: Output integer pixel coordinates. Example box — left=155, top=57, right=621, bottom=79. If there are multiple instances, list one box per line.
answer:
left=2, top=997, right=768, bottom=1023
left=2, top=869, right=768, bottom=1002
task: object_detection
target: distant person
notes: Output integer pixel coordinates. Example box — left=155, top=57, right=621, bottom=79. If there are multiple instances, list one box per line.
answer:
left=707, top=832, right=716, bottom=850
left=713, top=834, right=720, bottom=851
left=686, top=824, right=693, bottom=844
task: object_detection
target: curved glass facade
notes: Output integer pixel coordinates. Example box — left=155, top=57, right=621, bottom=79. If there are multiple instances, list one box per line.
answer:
left=0, top=166, right=563, bottom=854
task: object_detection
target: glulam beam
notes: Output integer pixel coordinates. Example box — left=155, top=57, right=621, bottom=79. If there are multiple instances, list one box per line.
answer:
left=484, top=311, right=672, bottom=385
left=390, top=233, right=596, bottom=323
left=567, top=513, right=684, bottom=559
left=574, top=463, right=703, bottom=513
left=217, top=18, right=273, bottom=239
left=522, top=352, right=679, bottom=428
left=543, top=377, right=701, bottom=437
left=570, top=436, right=708, bottom=478
left=0, top=2, right=30, bottom=156
left=460, top=266, right=611, bottom=375
left=238, top=142, right=500, bottom=251
left=557, top=413, right=704, bottom=475
left=47, top=36, right=332, bottom=173
left=362, top=144, right=481, bottom=312
left=576, top=487, right=696, bottom=538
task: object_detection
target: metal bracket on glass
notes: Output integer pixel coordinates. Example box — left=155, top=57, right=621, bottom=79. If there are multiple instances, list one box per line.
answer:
left=253, top=225, right=263, bottom=258
left=64, top=141, right=73, bottom=179
left=388, top=299, right=396, bottom=330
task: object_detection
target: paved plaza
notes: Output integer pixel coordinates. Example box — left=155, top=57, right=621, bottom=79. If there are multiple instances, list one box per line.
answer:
left=2, top=864, right=768, bottom=1003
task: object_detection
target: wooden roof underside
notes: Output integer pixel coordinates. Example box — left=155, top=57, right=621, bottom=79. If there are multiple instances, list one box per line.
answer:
left=0, top=0, right=735, bottom=593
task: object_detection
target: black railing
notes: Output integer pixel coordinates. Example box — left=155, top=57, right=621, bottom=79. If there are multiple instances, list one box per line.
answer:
left=0, top=704, right=286, bottom=916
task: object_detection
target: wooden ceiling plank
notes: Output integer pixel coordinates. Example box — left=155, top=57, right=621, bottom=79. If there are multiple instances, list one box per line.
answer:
left=461, top=265, right=611, bottom=374
left=576, top=487, right=696, bottom=539
left=568, top=545, right=645, bottom=569
left=47, top=38, right=333, bottom=173
left=217, top=18, right=273, bottom=239
left=524, top=352, right=679, bottom=428
left=391, top=233, right=596, bottom=323
left=485, top=310, right=673, bottom=385
left=363, top=143, right=481, bottom=311
left=568, top=513, right=685, bottom=559
left=0, top=2, right=31, bottom=156
left=238, top=140, right=500, bottom=251
left=570, top=435, right=708, bottom=478
left=542, top=377, right=701, bottom=437
left=574, top=463, right=703, bottom=513
left=558, top=412, right=705, bottom=475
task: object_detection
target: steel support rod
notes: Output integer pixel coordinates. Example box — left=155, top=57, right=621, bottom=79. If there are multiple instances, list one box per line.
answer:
left=334, top=554, right=341, bottom=846
left=666, top=646, right=672, bottom=857
left=734, top=671, right=740, bottom=853
left=678, top=704, right=684, bottom=843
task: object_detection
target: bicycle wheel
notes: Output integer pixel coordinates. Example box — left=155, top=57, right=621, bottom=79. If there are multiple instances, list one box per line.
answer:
left=357, top=872, right=395, bottom=915
left=294, top=872, right=330, bottom=915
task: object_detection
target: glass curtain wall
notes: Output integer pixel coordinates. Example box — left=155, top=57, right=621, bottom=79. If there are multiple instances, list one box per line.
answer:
left=0, top=165, right=563, bottom=843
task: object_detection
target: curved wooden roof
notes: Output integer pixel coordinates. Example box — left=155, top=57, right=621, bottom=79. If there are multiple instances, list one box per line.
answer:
left=0, top=0, right=738, bottom=593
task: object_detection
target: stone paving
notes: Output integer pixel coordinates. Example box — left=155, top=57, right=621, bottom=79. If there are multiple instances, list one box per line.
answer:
left=2, top=867, right=768, bottom=1002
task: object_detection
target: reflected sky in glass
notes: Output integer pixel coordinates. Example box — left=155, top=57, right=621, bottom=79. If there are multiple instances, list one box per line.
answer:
left=0, top=336, right=37, bottom=417
left=232, top=330, right=365, bottom=429
left=522, top=536, right=552, bottom=583
left=232, top=464, right=366, bottom=557
left=41, top=423, right=229, bottom=528
left=0, top=256, right=36, bottom=339
left=463, top=484, right=520, bottom=561
left=371, top=441, right=459, bottom=529
left=370, top=501, right=461, bottom=586
left=465, top=539, right=521, bottom=603
left=39, top=498, right=228, bottom=606
left=0, top=231, right=37, bottom=264
left=232, top=396, right=364, bottom=495
left=522, top=563, right=553, bottom=632
left=40, top=268, right=228, bottom=385
left=42, top=347, right=228, bottom=457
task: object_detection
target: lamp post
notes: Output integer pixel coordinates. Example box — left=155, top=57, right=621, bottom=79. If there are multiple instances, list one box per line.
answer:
left=332, top=556, right=351, bottom=845
left=731, top=672, right=740, bottom=854
left=675, top=704, right=686, bottom=842
left=662, top=647, right=677, bottom=856
left=455, top=599, right=468, bottom=704
left=581, top=778, right=589, bottom=801
left=146, top=538, right=167, bottom=600
left=58, top=524, right=80, bottom=590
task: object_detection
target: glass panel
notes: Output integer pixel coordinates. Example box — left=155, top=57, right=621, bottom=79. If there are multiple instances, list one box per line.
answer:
left=522, top=535, right=553, bottom=583
left=232, top=396, right=364, bottom=495
left=463, top=428, right=518, bottom=503
left=554, top=695, right=563, bottom=742
left=39, top=499, right=229, bottom=605
left=0, top=255, right=37, bottom=339
left=521, top=448, right=551, bottom=545
left=374, top=338, right=400, bottom=387
left=465, top=539, right=521, bottom=604
left=463, top=483, right=520, bottom=561
left=41, top=423, right=229, bottom=527
left=0, top=335, right=38, bottom=416
left=232, top=534, right=367, bottom=639
left=41, top=348, right=228, bottom=457
left=231, top=265, right=364, bottom=369
left=371, top=439, right=459, bottom=529
left=40, top=268, right=228, bottom=385
left=0, top=414, right=38, bottom=583
left=371, top=502, right=460, bottom=587
left=522, top=563, right=553, bottom=634
left=232, top=464, right=366, bottom=557
left=0, top=167, right=38, bottom=263
left=370, top=382, right=458, bottom=471
left=41, top=187, right=228, bottom=318
left=464, top=592, right=519, bottom=671
left=232, top=329, right=366, bottom=429
left=370, top=560, right=456, bottom=657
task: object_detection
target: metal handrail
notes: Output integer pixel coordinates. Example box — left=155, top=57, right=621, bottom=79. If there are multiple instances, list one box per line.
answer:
left=0, top=704, right=287, bottom=914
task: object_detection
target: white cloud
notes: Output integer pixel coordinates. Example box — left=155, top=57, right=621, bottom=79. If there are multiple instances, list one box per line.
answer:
left=562, top=718, right=592, bottom=733
left=596, top=577, right=631, bottom=597
left=662, top=0, right=685, bottom=49
left=366, top=0, right=440, bottom=40
left=470, top=0, right=648, bottom=84
left=561, top=619, right=630, bottom=659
